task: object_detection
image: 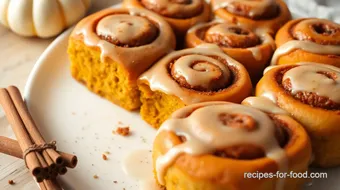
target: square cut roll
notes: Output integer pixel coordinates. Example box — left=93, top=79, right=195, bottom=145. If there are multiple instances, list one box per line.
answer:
left=138, top=45, right=253, bottom=128
left=68, top=8, right=175, bottom=110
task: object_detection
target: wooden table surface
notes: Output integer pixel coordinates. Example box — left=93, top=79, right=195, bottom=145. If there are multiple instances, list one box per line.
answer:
left=0, top=1, right=120, bottom=189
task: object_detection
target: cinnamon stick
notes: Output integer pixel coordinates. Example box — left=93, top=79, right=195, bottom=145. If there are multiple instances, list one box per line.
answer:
left=39, top=179, right=62, bottom=190
left=43, top=179, right=62, bottom=190
left=39, top=182, right=47, bottom=190
left=0, top=136, right=22, bottom=158
left=7, top=86, right=64, bottom=166
left=36, top=152, right=49, bottom=179
left=42, top=150, right=57, bottom=173
left=58, top=151, right=78, bottom=168
left=36, top=176, right=44, bottom=183
left=58, top=166, right=68, bottom=175
left=0, top=89, right=43, bottom=177
left=50, top=171, right=59, bottom=179
left=0, top=136, right=77, bottom=168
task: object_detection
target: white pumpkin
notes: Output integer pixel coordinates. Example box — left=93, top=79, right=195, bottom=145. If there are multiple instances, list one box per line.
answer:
left=0, top=0, right=91, bottom=38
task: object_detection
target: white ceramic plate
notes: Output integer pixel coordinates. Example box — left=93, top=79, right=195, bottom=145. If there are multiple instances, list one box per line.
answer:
left=24, top=4, right=340, bottom=190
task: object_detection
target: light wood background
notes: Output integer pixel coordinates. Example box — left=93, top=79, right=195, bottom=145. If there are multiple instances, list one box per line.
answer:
left=0, top=1, right=120, bottom=189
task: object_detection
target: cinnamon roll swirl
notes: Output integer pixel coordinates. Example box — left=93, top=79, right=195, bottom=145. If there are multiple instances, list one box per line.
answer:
left=123, top=0, right=211, bottom=39
left=211, top=0, right=291, bottom=35
left=186, top=21, right=275, bottom=81
left=248, top=63, right=340, bottom=167
left=68, top=8, right=175, bottom=111
left=272, top=18, right=340, bottom=67
left=138, top=44, right=252, bottom=128
left=153, top=102, right=312, bottom=190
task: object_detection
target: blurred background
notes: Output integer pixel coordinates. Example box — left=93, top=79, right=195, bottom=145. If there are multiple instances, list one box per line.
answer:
left=286, top=0, right=340, bottom=23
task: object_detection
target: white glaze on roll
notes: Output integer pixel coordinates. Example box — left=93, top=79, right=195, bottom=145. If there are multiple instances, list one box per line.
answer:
left=187, top=21, right=275, bottom=61
left=271, top=40, right=340, bottom=65
left=138, top=44, right=249, bottom=104
left=136, top=0, right=203, bottom=17
left=172, top=55, right=231, bottom=89
left=155, top=102, right=287, bottom=190
left=263, top=65, right=278, bottom=74
left=248, top=46, right=263, bottom=61
left=261, top=62, right=340, bottom=111
left=205, top=23, right=240, bottom=37
left=96, top=15, right=154, bottom=45
left=283, top=63, right=340, bottom=103
left=253, top=28, right=276, bottom=60
left=213, top=0, right=275, bottom=17
left=71, top=8, right=175, bottom=80
left=242, top=96, right=288, bottom=115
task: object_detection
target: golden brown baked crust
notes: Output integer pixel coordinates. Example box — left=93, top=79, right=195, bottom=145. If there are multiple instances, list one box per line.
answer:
left=153, top=102, right=311, bottom=190
left=186, top=21, right=275, bottom=82
left=123, top=0, right=211, bottom=38
left=138, top=45, right=253, bottom=128
left=255, top=63, right=340, bottom=167
left=68, top=8, right=176, bottom=110
left=70, top=7, right=176, bottom=81
left=273, top=18, right=340, bottom=67
left=212, top=0, right=291, bottom=35
left=139, top=45, right=253, bottom=104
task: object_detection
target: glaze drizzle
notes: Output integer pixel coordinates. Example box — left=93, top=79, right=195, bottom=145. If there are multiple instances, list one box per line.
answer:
left=155, top=102, right=287, bottom=190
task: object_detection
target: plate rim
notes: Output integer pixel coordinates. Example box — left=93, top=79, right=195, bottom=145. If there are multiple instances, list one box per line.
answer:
left=24, top=27, right=73, bottom=101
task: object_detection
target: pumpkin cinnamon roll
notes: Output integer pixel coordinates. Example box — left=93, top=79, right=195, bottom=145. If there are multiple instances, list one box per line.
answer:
left=153, top=101, right=312, bottom=190
left=211, top=0, right=291, bottom=35
left=123, top=0, right=211, bottom=39
left=186, top=20, right=275, bottom=81
left=272, top=18, right=340, bottom=67
left=247, top=63, right=340, bottom=167
left=138, top=44, right=252, bottom=128
left=68, top=8, right=175, bottom=111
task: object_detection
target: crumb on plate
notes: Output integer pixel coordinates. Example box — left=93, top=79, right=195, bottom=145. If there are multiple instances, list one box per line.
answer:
left=102, top=154, right=108, bottom=160
left=93, top=175, right=98, bottom=179
left=115, top=127, right=130, bottom=136
left=8, top=180, right=14, bottom=185
left=140, top=136, right=147, bottom=143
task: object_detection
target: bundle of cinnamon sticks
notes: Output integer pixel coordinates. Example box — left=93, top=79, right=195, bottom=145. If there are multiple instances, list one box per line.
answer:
left=0, top=86, right=78, bottom=189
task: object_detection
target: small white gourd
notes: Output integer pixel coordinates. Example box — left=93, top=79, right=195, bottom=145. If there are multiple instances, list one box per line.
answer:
left=0, top=0, right=91, bottom=38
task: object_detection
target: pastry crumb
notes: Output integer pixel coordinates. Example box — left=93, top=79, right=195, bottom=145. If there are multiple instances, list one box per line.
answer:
left=114, top=181, right=118, bottom=184
left=115, top=127, right=130, bottom=136
left=118, top=121, right=123, bottom=125
left=140, top=136, right=147, bottom=143
left=105, top=151, right=110, bottom=154
left=8, top=180, right=14, bottom=185
left=93, top=175, right=99, bottom=179
left=102, top=154, right=108, bottom=160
